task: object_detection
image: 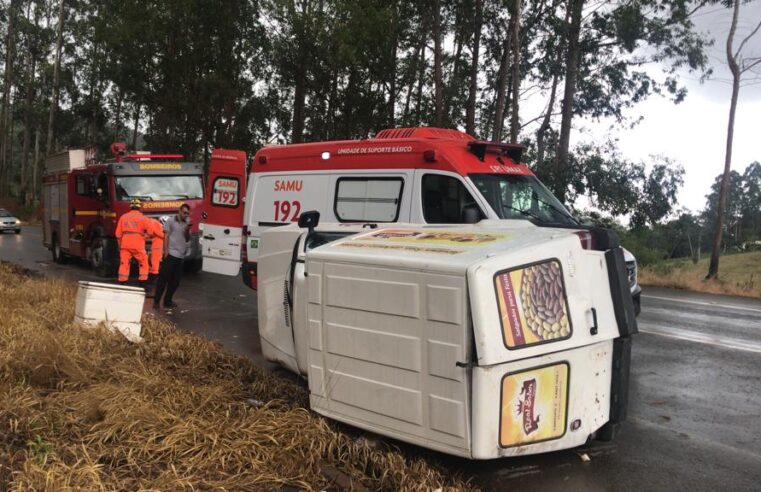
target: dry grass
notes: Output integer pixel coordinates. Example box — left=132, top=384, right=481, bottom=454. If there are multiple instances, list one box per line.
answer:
left=0, top=263, right=475, bottom=491
left=639, top=251, right=761, bottom=299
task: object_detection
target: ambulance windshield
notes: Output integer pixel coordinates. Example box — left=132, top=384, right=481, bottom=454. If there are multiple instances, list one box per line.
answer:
left=470, top=174, right=577, bottom=225
left=115, top=175, right=204, bottom=202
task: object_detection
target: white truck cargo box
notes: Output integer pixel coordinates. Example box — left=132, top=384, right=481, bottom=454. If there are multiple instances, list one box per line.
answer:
left=300, top=223, right=628, bottom=458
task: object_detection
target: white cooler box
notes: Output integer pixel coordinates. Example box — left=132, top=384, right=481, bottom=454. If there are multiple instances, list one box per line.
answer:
left=75, top=281, right=145, bottom=342
left=299, top=224, right=636, bottom=459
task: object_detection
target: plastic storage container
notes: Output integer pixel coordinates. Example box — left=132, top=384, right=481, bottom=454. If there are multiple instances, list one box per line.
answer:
left=74, top=281, right=145, bottom=342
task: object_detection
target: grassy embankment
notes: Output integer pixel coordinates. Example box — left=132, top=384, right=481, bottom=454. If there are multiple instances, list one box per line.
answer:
left=638, top=251, right=761, bottom=299
left=0, top=263, right=474, bottom=491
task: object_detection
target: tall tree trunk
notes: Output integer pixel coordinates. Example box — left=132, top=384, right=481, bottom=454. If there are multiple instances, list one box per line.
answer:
left=415, top=34, right=426, bottom=122
left=491, top=34, right=510, bottom=142
left=537, top=4, right=570, bottom=170
left=707, top=0, right=741, bottom=280
left=433, top=0, right=443, bottom=126
left=446, top=11, right=464, bottom=124
left=466, top=0, right=483, bottom=136
left=46, top=0, right=66, bottom=156
left=32, top=127, right=40, bottom=202
left=291, top=66, right=307, bottom=143
left=403, top=37, right=424, bottom=123
left=509, top=0, right=522, bottom=143
left=554, top=0, right=584, bottom=204
left=536, top=70, right=559, bottom=168
left=114, top=89, right=124, bottom=141
left=21, top=56, right=37, bottom=197
left=132, top=104, right=141, bottom=149
left=387, top=23, right=398, bottom=127
left=0, top=0, right=18, bottom=196
left=290, top=0, right=310, bottom=144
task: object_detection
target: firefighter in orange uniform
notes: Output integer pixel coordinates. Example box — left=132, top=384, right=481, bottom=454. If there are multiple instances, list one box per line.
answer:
left=115, top=199, right=150, bottom=285
left=148, top=217, right=165, bottom=279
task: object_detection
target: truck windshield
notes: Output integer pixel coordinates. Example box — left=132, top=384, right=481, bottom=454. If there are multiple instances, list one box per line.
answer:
left=114, top=176, right=204, bottom=201
left=469, top=174, right=577, bottom=226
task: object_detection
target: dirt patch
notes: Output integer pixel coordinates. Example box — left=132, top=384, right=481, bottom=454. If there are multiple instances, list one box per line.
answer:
left=0, top=264, right=475, bottom=491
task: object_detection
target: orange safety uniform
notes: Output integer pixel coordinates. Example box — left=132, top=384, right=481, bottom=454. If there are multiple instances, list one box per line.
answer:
left=148, top=218, right=165, bottom=275
left=115, top=209, right=151, bottom=282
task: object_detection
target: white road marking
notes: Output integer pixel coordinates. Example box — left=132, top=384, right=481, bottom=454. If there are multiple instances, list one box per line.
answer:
left=642, top=294, right=761, bottom=314
left=639, top=323, right=761, bottom=354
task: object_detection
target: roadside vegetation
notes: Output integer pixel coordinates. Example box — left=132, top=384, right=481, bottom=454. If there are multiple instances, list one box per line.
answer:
left=638, top=251, right=761, bottom=299
left=0, top=263, right=474, bottom=491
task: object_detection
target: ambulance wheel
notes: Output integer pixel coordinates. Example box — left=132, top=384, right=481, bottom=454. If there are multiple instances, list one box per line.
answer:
left=91, top=236, right=112, bottom=277
left=52, top=235, right=68, bottom=264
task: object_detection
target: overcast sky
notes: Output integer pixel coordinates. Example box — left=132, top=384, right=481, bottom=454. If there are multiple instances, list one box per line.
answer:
left=549, top=0, right=761, bottom=214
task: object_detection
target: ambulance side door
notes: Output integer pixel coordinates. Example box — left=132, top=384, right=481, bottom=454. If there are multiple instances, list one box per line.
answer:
left=201, top=149, right=248, bottom=276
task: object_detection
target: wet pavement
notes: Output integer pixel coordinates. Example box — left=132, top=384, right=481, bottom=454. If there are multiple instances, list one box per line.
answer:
left=2, top=226, right=761, bottom=491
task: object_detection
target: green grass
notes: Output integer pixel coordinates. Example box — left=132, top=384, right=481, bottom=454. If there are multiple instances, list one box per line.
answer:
left=639, top=251, right=761, bottom=299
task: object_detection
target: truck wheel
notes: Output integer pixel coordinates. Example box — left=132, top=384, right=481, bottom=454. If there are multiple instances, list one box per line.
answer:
left=596, top=422, right=619, bottom=442
left=52, top=235, right=68, bottom=264
left=14, top=228, right=21, bottom=234
left=91, top=236, right=112, bottom=277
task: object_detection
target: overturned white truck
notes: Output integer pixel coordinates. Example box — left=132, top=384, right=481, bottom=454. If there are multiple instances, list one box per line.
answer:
left=257, top=212, right=637, bottom=459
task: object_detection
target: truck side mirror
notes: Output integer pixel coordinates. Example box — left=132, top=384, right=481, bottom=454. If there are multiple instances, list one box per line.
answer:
left=298, top=210, right=320, bottom=235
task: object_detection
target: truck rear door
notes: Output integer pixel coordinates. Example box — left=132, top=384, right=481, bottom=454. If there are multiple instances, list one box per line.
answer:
left=201, top=149, right=247, bottom=276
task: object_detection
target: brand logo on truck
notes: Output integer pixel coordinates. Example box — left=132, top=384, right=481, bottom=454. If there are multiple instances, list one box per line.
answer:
left=517, top=378, right=541, bottom=435
left=335, top=146, right=413, bottom=155
left=142, top=200, right=185, bottom=209
left=139, top=163, right=182, bottom=170
left=273, top=180, right=303, bottom=192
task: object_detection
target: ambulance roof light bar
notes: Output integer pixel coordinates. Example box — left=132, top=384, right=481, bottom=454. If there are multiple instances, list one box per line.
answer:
left=467, top=141, right=525, bottom=163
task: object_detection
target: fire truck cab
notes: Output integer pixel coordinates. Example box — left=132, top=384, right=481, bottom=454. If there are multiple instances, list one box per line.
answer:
left=43, top=145, right=205, bottom=276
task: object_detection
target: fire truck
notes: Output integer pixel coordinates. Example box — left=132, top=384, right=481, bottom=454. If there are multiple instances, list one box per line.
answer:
left=42, top=144, right=205, bottom=276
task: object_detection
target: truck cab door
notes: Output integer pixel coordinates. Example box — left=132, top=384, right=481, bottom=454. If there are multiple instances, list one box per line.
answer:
left=201, top=149, right=248, bottom=276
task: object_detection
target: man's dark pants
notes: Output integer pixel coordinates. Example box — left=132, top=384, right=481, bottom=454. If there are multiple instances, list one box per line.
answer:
left=154, top=255, right=184, bottom=306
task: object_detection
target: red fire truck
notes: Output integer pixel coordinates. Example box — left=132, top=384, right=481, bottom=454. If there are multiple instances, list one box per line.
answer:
left=42, top=144, right=205, bottom=276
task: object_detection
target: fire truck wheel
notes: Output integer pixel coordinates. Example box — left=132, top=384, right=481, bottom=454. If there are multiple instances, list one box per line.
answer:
left=91, top=237, right=112, bottom=277
left=52, top=235, right=68, bottom=264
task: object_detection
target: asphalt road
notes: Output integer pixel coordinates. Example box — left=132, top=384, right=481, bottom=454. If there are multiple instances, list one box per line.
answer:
left=2, top=226, right=761, bottom=491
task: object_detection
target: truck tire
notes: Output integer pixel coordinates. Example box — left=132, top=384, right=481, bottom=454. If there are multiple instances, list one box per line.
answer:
left=14, top=228, right=21, bottom=234
left=91, top=236, right=114, bottom=277
left=52, top=235, right=68, bottom=264
left=595, top=422, right=619, bottom=442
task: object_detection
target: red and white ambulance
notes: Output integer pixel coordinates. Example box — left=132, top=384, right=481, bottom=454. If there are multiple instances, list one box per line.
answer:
left=204, top=128, right=611, bottom=278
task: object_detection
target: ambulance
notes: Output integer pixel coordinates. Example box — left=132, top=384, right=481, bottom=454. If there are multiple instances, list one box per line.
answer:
left=200, top=128, right=638, bottom=457
left=201, top=127, right=640, bottom=313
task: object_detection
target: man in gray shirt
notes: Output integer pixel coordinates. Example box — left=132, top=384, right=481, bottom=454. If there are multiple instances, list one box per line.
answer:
left=153, top=203, right=191, bottom=310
